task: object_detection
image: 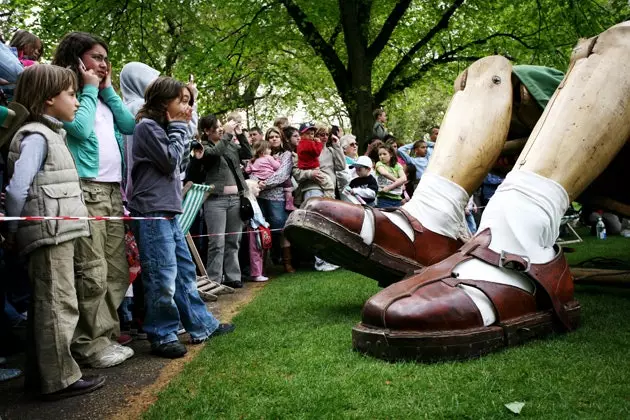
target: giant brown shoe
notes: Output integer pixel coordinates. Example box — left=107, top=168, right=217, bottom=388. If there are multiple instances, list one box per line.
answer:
left=352, top=229, right=581, bottom=362
left=284, top=198, right=463, bottom=287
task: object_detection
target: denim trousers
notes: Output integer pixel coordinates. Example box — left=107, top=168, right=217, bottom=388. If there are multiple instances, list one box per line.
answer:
left=376, top=196, right=402, bottom=208
left=132, top=212, right=219, bottom=347
left=204, top=195, right=243, bottom=284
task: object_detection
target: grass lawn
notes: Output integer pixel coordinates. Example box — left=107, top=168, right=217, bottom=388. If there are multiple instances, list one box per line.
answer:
left=145, top=232, right=630, bottom=419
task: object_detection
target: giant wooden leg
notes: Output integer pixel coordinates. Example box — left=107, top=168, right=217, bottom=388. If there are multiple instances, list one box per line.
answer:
left=516, top=21, right=630, bottom=198
left=427, top=56, right=513, bottom=193
left=353, top=21, right=630, bottom=363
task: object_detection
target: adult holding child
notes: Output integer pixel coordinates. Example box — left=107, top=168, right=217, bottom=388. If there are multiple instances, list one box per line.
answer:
left=253, top=127, right=295, bottom=273
left=52, top=32, right=136, bottom=368
left=293, top=122, right=346, bottom=272
left=197, top=115, right=252, bottom=288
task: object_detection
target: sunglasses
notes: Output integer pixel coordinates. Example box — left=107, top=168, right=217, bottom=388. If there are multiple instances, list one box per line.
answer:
left=348, top=143, right=358, bottom=147
left=316, top=132, right=328, bottom=137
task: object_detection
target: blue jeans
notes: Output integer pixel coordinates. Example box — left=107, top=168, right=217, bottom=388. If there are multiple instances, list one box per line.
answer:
left=132, top=212, right=219, bottom=347
left=376, top=197, right=402, bottom=208
left=257, top=198, right=289, bottom=230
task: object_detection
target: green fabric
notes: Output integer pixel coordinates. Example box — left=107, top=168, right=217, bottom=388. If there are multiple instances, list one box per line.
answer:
left=177, top=184, right=215, bottom=234
left=513, top=65, right=565, bottom=110
left=0, top=105, right=8, bottom=127
left=64, top=85, right=136, bottom=179
left=375, top=161, right=404, bottom=200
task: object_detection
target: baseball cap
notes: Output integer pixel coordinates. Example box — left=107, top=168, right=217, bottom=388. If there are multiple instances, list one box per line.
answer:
left=350, top=155, right=373, bottom=169
left=299, top=122, right=315, bottom=134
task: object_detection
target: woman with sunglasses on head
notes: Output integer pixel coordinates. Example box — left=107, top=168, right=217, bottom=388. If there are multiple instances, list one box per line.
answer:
left=52, top=32, right=136, bottom=369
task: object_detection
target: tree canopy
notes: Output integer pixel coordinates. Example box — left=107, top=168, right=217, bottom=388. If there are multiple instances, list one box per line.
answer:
left=2, top=0, right=629, bottom=144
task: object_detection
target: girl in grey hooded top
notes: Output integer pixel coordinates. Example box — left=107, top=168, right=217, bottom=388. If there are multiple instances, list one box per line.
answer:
left=120, top=62, right=198, bottom=199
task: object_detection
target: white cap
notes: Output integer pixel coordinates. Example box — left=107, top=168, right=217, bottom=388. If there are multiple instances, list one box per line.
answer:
left=350, top=155, right=373, bottom=169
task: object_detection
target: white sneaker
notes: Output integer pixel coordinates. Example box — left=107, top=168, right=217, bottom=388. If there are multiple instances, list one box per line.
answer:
left=87, top=344, right=133, bottom=368
left=315, top=262, right=339, bottom=272
left=112, top=343, right=135, bottom=359
left=252, top=275, right=269, bottom=282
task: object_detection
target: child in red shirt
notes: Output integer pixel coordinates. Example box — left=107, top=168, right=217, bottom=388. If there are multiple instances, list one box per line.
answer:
left=296, top=123, right=334, bottom=193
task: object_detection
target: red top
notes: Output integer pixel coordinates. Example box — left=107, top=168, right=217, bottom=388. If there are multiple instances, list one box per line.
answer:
left=297, top=138, right=323, bottom=169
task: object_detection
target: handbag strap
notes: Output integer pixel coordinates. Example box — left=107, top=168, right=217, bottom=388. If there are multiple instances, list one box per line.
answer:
left=222, top=154, right=246, bottom=195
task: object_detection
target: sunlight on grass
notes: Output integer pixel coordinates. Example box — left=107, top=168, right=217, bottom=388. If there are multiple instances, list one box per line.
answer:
left=145, top=234, right=630, bottom=419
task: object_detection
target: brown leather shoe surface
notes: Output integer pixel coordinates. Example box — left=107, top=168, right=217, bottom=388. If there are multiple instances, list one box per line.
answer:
left=362, top=229, right=577, bottom=331
left=284, top=198, right=462, bottom=286
left=353, top=229, right=580, bottom=362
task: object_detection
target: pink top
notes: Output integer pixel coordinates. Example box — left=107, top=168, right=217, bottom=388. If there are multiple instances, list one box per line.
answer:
left=245, top=155, right=281, bottom=181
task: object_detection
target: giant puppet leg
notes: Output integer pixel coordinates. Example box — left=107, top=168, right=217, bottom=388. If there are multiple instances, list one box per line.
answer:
left=284, top=56, right=514, bottom=286
left=353, top=21, right=630, bottom=362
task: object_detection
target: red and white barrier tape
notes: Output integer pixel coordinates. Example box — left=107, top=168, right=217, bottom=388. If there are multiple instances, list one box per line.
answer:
left=0, top=215, right=173, bottom=221
left=189, top=228, right=284, bottom=238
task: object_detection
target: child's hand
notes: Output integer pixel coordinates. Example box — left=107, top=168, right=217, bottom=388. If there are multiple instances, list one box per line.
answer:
left=186, top=81, right=198, bottom=101
left=79, top=65, right=100, bottom=87
left=381, top=185, right=390, bottom=193
left=223, top=120, right=237, bottom=135
left=99, top=61, right=112, bottom=90
left=258, top=180, right=266, bottom=190
left=166, top=108, right=189, bottom=123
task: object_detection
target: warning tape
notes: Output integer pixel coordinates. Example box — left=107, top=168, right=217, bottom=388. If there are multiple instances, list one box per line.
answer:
left=0, top=216, right=173, bottom=221
left=190, top=228, right=284, bottom=238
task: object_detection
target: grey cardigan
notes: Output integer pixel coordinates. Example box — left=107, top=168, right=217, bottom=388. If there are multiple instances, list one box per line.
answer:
left=199, top=132, right=252, bottom=193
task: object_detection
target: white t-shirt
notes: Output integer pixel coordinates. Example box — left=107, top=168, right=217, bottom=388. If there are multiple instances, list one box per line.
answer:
left=94, top=99, right=122, bottom=182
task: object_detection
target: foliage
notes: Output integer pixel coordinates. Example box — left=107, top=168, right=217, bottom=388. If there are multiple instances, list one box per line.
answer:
left=1, top=0, right=629, bottom=139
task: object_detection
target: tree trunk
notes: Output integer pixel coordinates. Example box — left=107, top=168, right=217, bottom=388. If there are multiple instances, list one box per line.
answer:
left=347, top=91, right=376, bottom=153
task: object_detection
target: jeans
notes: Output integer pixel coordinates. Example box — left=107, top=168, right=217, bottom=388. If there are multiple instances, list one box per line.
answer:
left=376, top=197, right=402, bottom=208
left=204, top=195, right=243, bottom=284
left=466, top=213, right=478, bottom=235
left=132, top=212, right=219, bottom=347
left=258, top=198, right=290, bottom=261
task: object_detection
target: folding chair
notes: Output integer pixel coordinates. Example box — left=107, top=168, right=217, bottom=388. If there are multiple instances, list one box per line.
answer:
left=177, top=182, right=234, bottom=301
left=556, top=212, right=583, bottom=245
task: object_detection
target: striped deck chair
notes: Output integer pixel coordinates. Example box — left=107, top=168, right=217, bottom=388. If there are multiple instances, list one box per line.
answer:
left=177, top=182, right=234, bottom=301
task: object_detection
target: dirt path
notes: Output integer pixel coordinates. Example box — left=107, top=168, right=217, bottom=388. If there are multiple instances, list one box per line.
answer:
left=0, top=282, right=265, bottom=420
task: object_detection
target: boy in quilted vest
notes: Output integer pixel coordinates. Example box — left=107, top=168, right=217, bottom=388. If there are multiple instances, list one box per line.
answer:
left=5, top=64, right=106, bottom=400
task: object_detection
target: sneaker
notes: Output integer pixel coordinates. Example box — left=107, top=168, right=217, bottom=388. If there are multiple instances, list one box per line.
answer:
left=0, top=368, right=22, bottom=382
left=190, top=323, right=236, bottom=344
left=223, top=280, right=243, bottom=289
left=112, top=344, right=135, bottom=359
left=117, top=334, right=133, bottom=345
left=152, top=341, right=187, bottom=359
left=86, top=344, right=133, bottom=368
left=130, top=322, right=148, bottom=340
left=252, top=275, right=269, bottom=282
left=315, top=261, right=339, bottom=272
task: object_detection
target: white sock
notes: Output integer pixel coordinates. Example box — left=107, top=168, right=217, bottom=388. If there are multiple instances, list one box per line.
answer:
left=454, top=170, right=570, bottom=325
left=403, top=172, right=470, bottom=240
left=359, top=173, right=470, bottom=245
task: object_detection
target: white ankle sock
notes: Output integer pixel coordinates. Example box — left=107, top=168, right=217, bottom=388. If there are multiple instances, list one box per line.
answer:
left=454, top=170, right=570, bottom=325
left=403, top=172, right=470, bottom=240
left=359, top=172, right=469, bottom=245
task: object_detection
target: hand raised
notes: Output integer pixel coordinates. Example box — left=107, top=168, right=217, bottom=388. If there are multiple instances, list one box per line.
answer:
left=79, top=66, right=100, bottom=87
left=99, top=61, right=112, bottom=90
